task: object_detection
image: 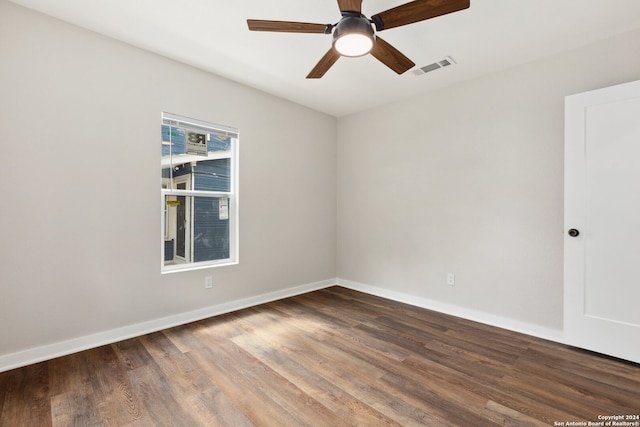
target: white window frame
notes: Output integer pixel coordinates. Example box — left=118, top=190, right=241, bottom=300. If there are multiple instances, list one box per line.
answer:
left=161, top=112, right=239, bottom=273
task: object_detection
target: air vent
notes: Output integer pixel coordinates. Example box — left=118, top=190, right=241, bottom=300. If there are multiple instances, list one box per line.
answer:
left=412, top=56, right=456, bottom=76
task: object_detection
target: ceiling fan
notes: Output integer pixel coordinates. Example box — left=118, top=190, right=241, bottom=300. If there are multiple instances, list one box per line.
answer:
left=247, top=0, right=470, bottom=79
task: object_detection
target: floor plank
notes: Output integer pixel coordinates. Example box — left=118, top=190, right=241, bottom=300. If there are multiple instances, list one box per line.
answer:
left=1, top=286, right=639, bottom=426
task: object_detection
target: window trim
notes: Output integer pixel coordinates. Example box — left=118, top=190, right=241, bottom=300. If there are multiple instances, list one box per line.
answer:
left=161, top=112, right=239, bottom=274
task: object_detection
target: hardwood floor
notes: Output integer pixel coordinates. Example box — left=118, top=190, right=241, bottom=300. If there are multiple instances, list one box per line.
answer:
left=1, top=286, right=638, bottom=426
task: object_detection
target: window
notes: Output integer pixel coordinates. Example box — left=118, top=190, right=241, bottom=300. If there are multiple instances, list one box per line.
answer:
left=161, top=112, right=238, bottom=272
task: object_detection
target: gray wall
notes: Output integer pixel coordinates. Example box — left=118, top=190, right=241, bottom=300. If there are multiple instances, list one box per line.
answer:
left=0, top=1, right=337, bottom=358
left=337, top=28, right=640, bottom=332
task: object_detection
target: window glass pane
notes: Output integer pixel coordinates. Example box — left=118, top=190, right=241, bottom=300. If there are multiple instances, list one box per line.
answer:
left=193, top=196, right=230, bottom=262
left=161, top=127, right=233, bottom=189
left=163, top=195, right=231, bottom=267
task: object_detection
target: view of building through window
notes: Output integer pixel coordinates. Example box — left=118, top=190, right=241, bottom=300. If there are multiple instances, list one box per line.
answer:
left=161, top=113, right=238, bottom=272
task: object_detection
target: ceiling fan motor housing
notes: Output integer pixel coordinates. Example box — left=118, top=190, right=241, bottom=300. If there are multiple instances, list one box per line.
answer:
left=332, top=14, right=376, bottom=57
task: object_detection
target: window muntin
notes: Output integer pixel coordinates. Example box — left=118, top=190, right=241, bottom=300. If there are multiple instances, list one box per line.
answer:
left=161, top=113, right=238, bottom=272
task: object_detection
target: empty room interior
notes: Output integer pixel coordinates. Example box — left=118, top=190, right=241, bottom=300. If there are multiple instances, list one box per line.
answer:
left=1, top=0, right=639, bottom=425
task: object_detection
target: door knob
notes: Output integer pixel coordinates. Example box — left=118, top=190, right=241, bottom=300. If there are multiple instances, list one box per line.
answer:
left=568, top=229, right=580, bottom=237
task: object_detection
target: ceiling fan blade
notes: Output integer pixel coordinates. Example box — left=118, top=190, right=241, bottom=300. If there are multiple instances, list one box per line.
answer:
left=307, top=48, right=341, bottom=79
left=371, top=0, right=469, bottom=31
left=337, top=0, right=362, bottom=13
left=370, top=36, right=415, bottom=74
left=247, top=19, right=328, bottom=33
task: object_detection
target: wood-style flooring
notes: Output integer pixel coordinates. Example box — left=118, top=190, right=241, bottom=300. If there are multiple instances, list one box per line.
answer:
left=1, top=286, right=639, bottom=426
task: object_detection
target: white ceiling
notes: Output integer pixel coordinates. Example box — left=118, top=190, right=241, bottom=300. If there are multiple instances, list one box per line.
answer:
left=10, top=0, right=640, bottom=117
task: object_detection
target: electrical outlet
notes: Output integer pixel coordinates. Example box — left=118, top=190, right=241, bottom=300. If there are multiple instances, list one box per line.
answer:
left=204, top=276, right=213, bottom=289
left=447, top=273, right=455, bottom=286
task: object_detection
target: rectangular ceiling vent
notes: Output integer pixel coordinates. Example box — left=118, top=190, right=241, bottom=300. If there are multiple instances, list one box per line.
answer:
left=412, top=56, right=456, bottom=76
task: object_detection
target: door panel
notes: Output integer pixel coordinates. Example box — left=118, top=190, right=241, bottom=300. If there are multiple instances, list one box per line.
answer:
left=584, top=98, right=640, bottom=326
left=564, top=80, right=640, bottom=363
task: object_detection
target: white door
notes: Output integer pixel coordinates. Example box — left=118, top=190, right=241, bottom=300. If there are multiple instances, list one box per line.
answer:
left=564, top=80, right=640, bottom=364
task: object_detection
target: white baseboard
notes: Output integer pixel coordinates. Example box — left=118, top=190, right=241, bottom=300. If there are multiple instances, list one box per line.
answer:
left=336, top=278, right=564, bottom=344
left=0, top=279, right=336, bottom=373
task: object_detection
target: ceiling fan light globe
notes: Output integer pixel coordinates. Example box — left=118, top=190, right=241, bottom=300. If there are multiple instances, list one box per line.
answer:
left=332, top=16, right=375, bottom=57
left=334, top=33, right=374, bottom=57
